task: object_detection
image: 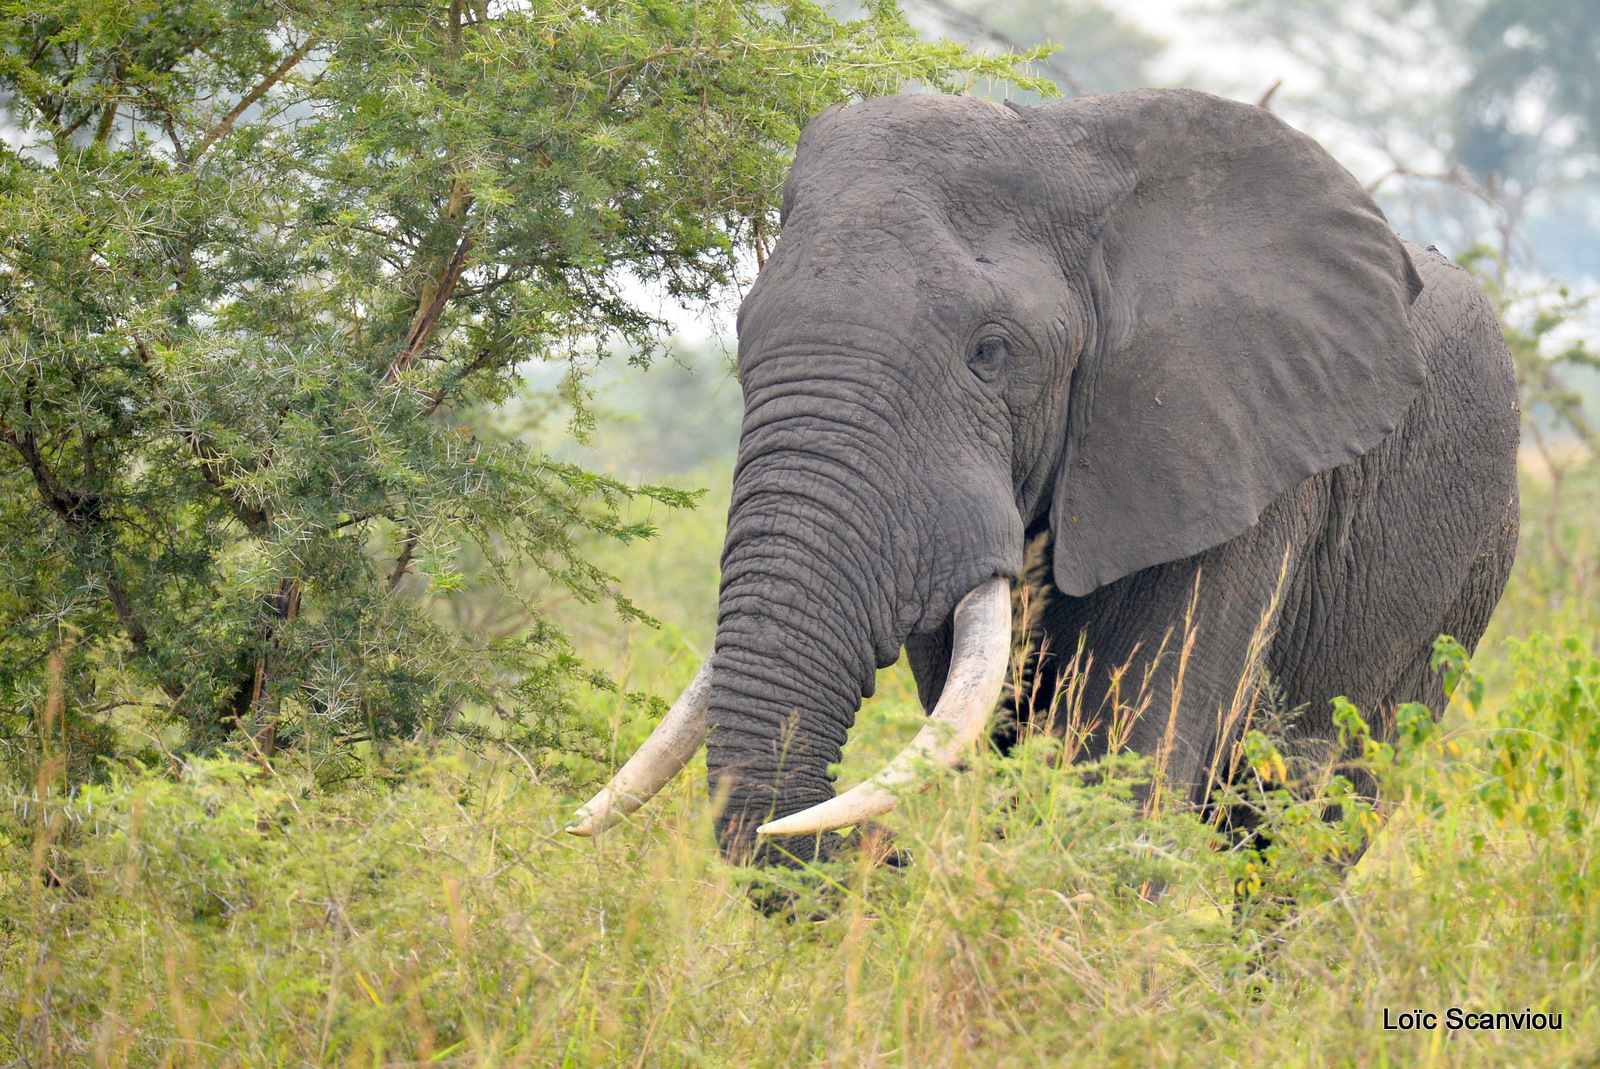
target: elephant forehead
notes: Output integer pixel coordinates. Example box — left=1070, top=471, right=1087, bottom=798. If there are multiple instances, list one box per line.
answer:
left=741, top=225, right=1001, bottom=346
left=784, top=99, right=1051, bottom=236
left=790, top=94, right=1020, bottom=178
left=763, top=212, right=993, bottom=296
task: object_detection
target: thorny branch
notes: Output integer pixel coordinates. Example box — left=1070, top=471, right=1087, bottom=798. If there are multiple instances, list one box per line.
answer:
left=130, top=333, right=271, bottom=531
left=388, top=527, right=422, bottom=592
left=188, top=39, right=316, bottom=165
left=0, top=417, right=181, bottom=696
left=385, top=186, right=480, bottom=386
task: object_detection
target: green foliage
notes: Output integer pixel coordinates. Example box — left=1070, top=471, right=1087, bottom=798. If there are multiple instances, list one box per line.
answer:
left=0, top=0, right=1043, bottom=769
left=1472, top=635, right=1600, bottom=840
left=4, top=641, right=1600, bottom=1065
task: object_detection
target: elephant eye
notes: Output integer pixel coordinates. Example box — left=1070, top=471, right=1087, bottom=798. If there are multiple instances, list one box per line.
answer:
left=969, top=336, right=1008, bottom=383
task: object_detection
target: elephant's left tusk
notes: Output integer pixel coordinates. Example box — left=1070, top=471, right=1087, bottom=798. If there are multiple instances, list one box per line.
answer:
left=756, top=576, right=1011, bottom=838
left=566, top=658, right=714, bottom=837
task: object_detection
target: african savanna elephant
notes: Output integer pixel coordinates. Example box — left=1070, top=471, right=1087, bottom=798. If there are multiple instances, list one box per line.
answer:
left=568, top=89, right=1521, bottom=864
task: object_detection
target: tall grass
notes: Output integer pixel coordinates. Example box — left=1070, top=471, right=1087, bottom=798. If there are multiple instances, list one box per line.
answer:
left=2, top=448, right=1598, bottom=1066
left=3, top=634, right=1597, bottom=1066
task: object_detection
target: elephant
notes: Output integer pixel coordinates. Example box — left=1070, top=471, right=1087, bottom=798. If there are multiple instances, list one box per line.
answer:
left=567, top=88, right=1521, bottom=866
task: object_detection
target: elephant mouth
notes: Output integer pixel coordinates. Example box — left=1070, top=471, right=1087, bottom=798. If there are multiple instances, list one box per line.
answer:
left=563, top=575, right=1012, bottom=840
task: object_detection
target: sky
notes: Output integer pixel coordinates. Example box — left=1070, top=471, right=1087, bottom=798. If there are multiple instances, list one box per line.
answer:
left=1119, top=0, right=1285, bottom=92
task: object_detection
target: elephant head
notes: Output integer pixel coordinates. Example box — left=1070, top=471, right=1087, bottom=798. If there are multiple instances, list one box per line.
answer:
left=568, top=89, right=1425, bottom=862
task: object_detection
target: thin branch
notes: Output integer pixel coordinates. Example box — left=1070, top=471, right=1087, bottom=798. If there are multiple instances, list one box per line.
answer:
left=92, top=102, right=118, bottom=145
left=188, top=39, right=315, bottom=165
left=103, top=579, right=160, bottom=666
left=0, top=420, right=95, bottom=531
left=420, top=344, right=500, bottom=418
left=388, top=527, right=421, bottom=592
left=246, top=578, right=302, bottom=759
left=0, top=420, right=181, bottom=696
left=384, top=220, right=479, bottom=385
left=161, top=113, right=190, bottom=166
left=187, top=438, right=272, bottom=531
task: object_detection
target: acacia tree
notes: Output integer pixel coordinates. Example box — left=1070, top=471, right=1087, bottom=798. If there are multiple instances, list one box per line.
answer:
left=0, top=0, right=1043, bottom=779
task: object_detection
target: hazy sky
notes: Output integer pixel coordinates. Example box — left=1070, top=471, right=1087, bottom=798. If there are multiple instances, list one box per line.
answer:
left=1120, top=0, right=1286, bottom=93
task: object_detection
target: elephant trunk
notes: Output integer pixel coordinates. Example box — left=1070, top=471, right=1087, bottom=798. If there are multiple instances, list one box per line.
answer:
left=706, top=448, right=897, bottom=862
left=756, top=576, right=1010, bottom=837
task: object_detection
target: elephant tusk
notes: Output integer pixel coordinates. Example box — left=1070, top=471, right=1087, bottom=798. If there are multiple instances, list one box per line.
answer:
left=756, top=576, right=1011, bottom=838
left=565, top=658, right=714, bottom=837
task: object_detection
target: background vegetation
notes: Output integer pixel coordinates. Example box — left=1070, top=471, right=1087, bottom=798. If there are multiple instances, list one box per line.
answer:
left=2, top=0, right=1598, bottom=1065
left=0, top=0, right=1043, bottom=779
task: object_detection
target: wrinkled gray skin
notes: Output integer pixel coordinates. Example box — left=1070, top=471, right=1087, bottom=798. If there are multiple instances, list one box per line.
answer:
left=708, top=89, right=1520, bottom=864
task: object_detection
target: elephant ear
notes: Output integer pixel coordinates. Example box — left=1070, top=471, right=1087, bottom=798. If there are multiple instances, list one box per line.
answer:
left=1042, top=90, right=1425, bottom=598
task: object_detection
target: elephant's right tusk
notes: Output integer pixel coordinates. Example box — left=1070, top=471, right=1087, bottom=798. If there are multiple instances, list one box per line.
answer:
left=756, top=576, right=1011, bottom=838
left=565, top=658, right=714, bottom=837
